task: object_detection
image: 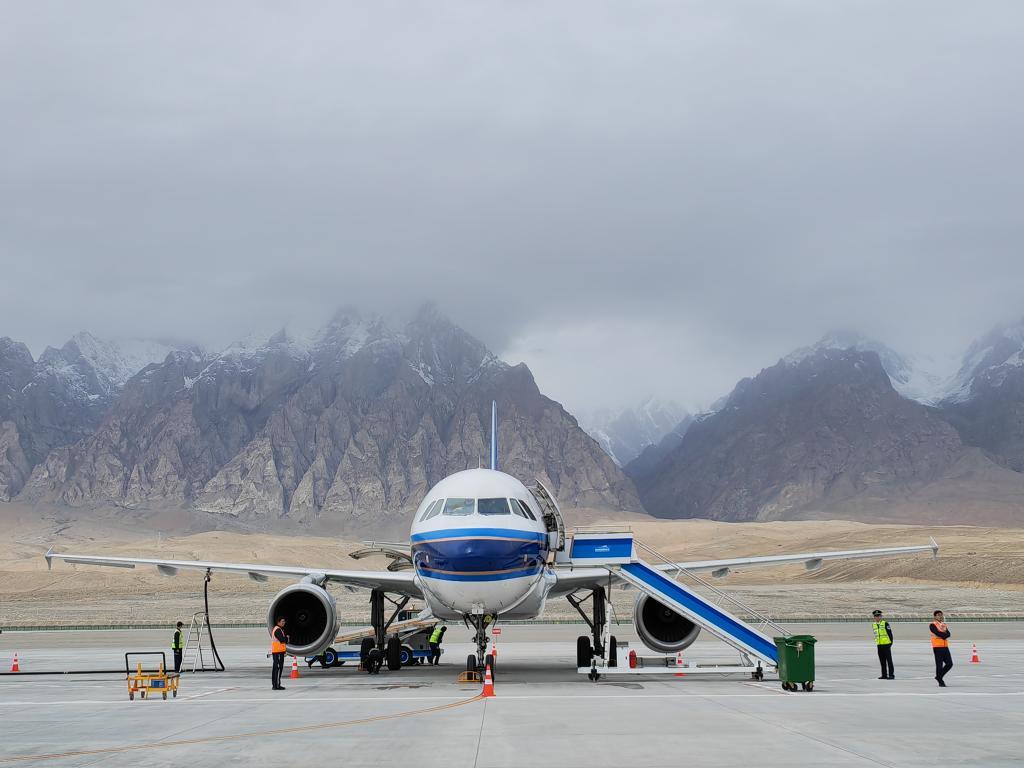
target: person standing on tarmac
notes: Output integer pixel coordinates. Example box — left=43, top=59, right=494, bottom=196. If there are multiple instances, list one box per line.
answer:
left=871, top=610, right=894, bottom=679
left=429, top=625, right=447, bottom=665
left=172, top=621, right=185, bottom=673
left=930, top=610, right=953, bottom=687
left=270, top=617, right=289, bottom=690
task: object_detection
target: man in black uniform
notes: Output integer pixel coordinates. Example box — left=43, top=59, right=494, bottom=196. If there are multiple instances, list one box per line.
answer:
left=930, top=610, right=953, bottom=687
left=871, top=610, right=894, bottom=679
left=172, top=621, right=185, bottom=673
left=270, top=617, right=289, bottom=690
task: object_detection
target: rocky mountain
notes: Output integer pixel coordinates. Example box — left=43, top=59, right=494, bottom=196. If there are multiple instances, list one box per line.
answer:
left=0, top=333, right=185, bottom=500
left=579, top=398, right=689, bottom=466
left=785, top=331, right=950, bottom=405
left=625, top=413, right=694, bottom=484
left=22, top=306, right=641, bottom=530
left=635, top=347, right=971, bottom=522
left=939, top=320, right=1024, bottom=472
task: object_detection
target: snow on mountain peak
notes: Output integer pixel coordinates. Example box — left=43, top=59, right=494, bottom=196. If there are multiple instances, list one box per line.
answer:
left=783, top=330, right=952, bottom=405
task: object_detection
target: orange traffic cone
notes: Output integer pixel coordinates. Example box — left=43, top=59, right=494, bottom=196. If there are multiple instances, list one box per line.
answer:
left=674, top=651, right=684, bottom=677
left=970, top=643, right=980, bottom=664
left=10, top=653, right=19, bottom=673
left=290, top=656, right=300, bottom=679
left=481, top=662, right=495, bottom=697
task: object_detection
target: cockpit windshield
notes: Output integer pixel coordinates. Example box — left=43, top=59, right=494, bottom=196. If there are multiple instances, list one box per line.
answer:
left=478, top=498, right=511, bottom=515
left=443, top=497, right=475, bottom=516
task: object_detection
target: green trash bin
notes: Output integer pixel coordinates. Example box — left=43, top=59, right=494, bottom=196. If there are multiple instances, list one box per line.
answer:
left=774, top=635, right=816, bottom=692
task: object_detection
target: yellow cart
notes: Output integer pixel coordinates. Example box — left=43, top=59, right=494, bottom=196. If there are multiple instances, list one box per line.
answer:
left=125, top=652, right=180, bottom=701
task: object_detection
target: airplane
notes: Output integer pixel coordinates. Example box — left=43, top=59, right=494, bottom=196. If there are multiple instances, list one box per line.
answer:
left=46, top=401, right=939, bottom=675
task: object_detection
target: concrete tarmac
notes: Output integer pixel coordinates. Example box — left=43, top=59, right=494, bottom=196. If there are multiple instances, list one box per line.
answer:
left=1, top=623, right=1022, bottom=767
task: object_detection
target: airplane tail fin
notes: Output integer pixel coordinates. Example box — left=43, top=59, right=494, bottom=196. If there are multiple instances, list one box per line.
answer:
left=490, top=400, right=498, bottom=471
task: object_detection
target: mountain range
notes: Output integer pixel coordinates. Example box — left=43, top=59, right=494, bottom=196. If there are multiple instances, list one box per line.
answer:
left=629, top=323, right=1024, bottom=525
left=2, top=306, right=639, bottom=533
left=4, top=310, right=1024, bottom=528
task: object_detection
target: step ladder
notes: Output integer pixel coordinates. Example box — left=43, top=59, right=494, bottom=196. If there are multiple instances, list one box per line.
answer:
left=181, top=612, right=222, bottom=672
left=568, top=528, right=787, bottom=670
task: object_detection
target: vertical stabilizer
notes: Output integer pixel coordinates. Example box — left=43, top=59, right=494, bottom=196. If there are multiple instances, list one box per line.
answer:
left=490, top=400, right=498, bottom=471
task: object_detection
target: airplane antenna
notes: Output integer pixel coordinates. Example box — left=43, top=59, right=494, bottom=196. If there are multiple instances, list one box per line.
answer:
left=490, top=400, right=498, bottom=471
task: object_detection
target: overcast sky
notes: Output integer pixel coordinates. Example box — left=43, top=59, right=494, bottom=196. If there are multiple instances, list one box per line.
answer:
left=2, top=2, right=1023, bottom=413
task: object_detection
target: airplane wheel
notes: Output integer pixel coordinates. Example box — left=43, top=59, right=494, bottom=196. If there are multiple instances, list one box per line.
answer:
left=608, top=636, right=618, bottom=668
left=486, top=653, right=496, bottom=679
left=359, top=637, right=374, bottom=665
left=466, top=654, right=477, bottom=673
left=386, top=636, right=402, bottom=671
left=576, top=636, right=592, bottom=668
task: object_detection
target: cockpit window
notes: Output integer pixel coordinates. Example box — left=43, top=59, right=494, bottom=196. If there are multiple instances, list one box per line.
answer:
left=513, top=499, right=537, bottom=520
left=420, top=498, right=444, bottom=521
left=443, top=497, right=475, bottom=516
left=478, top=498, right=510, bottom=516
left=510, top=499, right=528, bottom=518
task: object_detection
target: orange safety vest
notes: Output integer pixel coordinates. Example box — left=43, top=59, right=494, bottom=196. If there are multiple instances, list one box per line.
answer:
left=930, top=621, right=949, bottom=648
left=269, top=626, right=287, bottom=654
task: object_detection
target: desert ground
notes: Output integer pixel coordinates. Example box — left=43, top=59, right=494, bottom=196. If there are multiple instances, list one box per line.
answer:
left=2, top=502, right=1023, bottom=626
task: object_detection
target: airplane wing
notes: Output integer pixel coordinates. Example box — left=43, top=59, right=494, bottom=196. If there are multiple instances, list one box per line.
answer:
left=44, top=549, right=421, bottom=597
left=549, top=539, right=938, bottom=596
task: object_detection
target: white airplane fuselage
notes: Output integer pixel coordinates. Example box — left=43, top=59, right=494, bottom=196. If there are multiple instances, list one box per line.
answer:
left=409, top=468, right=555, bottom=621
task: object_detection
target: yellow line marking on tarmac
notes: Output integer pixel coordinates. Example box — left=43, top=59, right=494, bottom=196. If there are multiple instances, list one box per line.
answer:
left=0, top=694, right=484, bottom=764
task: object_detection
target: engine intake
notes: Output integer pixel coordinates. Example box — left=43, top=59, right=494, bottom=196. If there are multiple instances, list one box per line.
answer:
left=633, top=594, right=701, bottom=654
left=267, top=583, right=338, bottom=657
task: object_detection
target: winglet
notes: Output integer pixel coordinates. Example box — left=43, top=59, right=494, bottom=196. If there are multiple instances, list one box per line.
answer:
left=490, top=400, right=498, bottom=471
left=44, top=546, right=55, bottom=571
left=929, top=537, right=940, bottom=558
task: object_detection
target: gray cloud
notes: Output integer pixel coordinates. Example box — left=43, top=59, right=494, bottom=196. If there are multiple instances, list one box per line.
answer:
left=2, top=1, right=1023, bottom=412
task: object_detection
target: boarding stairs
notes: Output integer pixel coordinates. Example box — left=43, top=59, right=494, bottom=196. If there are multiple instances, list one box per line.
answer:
left=181, top=612, right=222, bottom=672
left=563, top=528, right=787, bottom=674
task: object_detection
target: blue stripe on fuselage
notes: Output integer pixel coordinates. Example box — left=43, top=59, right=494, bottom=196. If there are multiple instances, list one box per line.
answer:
left=415, top=565, right=542, bottom=582
left=410, top=527, right=547, bottom=544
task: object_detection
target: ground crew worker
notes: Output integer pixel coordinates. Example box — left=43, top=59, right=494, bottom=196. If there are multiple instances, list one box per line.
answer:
left=429, top=625, right=447, bottom=665
left=871, top=610, right=894, bottom=679
left=930, top=610, right=953, bottom=687
left=172, top=621, right=184, bottom=673
left=270, top=617, right=289, bottom=690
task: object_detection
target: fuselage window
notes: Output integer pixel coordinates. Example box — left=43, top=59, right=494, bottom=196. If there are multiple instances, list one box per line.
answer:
left=443, top=497, right=475, bottom=516
left=421, top=498, right=444, bottom=521
left=514, top=499, right=537, bottom=520
left=478, top=498, right=511, bottom=516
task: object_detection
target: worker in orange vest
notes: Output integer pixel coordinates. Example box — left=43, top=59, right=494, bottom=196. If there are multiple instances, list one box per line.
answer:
left=929, top=610, right=953, bottom=687
left=270, top=617, right=289, bottom=691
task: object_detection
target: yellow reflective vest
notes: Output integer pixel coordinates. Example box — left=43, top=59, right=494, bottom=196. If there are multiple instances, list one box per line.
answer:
left=429, top=626, right=443, bottom=644
left=872, top=621, right=892, bottom=646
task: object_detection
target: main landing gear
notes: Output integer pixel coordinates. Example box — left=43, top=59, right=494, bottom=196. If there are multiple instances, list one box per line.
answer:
left=360, top=589, right=409, bottom=674
left=567, top=586, right=617, bottom=680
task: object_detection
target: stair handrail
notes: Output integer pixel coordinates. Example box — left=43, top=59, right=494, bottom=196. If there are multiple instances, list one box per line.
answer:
left=632, top=538, right=788, bottom=637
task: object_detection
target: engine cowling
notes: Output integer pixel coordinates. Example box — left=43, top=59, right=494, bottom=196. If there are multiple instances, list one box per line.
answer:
left=267, top=583, right=338, bottom=657
left=633, top=594, right=701, bottom=654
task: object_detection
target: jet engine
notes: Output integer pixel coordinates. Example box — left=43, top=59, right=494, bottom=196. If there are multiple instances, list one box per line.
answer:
left=633, top=595, right=701, bottom=653
left=267, top=583, right=338, bottom=657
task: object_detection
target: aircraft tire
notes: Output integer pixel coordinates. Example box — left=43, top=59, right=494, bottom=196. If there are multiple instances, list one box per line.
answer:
left=609, top=636, right=618, bottom=668
left=386, top=636, right=402, bottom=671
left=466, top=654, right=477, bottom=673
left=486, top=653, right=496, bottom=679
left=576, top=636, right=592, bottom=668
